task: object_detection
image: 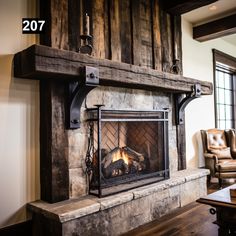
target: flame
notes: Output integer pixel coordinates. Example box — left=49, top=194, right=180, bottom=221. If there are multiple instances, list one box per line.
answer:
left=112, top=149, right=129, bottom=165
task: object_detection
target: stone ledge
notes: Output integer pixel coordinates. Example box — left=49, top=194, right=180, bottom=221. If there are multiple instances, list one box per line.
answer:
left=28, top=198, right=100, bottom=223
left=28, top=168, right=209, bottom=223
left=98, top=192, right=134, bottom=210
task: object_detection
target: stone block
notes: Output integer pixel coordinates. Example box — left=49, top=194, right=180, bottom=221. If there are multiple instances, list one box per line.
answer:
left=69, top=168, right=87, bottom=198
left=199, top=176, right=208, bottom=197
left=99, top=192, right=134, bottom=210
left=180, top=179, right=200, bottom=207
left=68, top=146, right=82, bottom=169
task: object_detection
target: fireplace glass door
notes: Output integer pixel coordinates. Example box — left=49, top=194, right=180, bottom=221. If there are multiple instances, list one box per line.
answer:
left=86, top=107, right=169, bottom=197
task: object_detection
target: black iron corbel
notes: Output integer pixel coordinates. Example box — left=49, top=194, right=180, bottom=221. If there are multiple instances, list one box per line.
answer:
left=176, top=83, right=201, bottom=125
left=67, top=66, right=99, bottom=129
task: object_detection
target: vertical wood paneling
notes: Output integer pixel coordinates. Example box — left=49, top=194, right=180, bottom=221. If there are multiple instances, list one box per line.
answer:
left=110, top=0, right=121, bottom=61
left=173, top=15, right=183, bottom=74
left=160, top=9, right=173, bottom=72
left=68, top=0, right=81, bottom=52
left=92, top=0, right=106, bottom=58
left=51, top=0, right=69, bottom=50
left=140, top=0, right=153, bottom=68
left=104, top=0, right=111, bottom=59
left=151, top=0, right=162, bottom=71
left=131, top=0, right=141, bottom=66
left=131, top=0, right=153, bottom=68
left=167, top=14, right=173, bottom=69
left=40, top=0, right=51, bottom=46
left=40, top=0, right=182, bottom=73
left=119, top=0, right=132, bottom=64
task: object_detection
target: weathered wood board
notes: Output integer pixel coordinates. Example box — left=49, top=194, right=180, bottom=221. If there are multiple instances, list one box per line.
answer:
left=39, top=0, right=182, bottom=74
left=14, top=44, right=213, bottom=95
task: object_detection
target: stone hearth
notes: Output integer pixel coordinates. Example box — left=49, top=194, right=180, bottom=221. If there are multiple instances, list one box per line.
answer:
left=28, top=169, right=209, bottom=236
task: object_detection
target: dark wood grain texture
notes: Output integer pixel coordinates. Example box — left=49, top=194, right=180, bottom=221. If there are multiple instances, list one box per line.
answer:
left=39, top=0, right=184, bottom=72
left=172, top=15, right=182, bottom=74
left=161, top=0, right=218, bottom=15
left=213, top=49, right=236, bottom=70
left=151, top=0, right=162, bottom=71
left=177, top=123, right=186, bottom=170
left=51, top=0, right=69, bottom=50
left=40, top=0, right=51, bottom=46
left=40, top=79, right=69, bottom=203
left=92, top=0, right=106, bottom=58
left=139, top=0, right=153, bottom=68
left=119, top=0, right=132, bottom=64
left=193, top=13, right=236, bottom=42
left=122, top=202, right=217, bottom=236
left=14, top=44, right=213, bottom=95
left=131, top=0, right=142, bottom=66
left=110, top=0, right=121, bottom=61
left=68, top=0, right=81, bottom=52
left=159, top=9, right=172, bottom=72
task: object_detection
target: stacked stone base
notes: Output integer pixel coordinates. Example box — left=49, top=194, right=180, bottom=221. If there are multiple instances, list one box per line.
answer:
left=28, top=169, right=209, bottom=236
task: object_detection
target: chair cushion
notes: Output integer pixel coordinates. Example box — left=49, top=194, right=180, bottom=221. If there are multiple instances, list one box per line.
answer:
left=206, top=129, right=227, bottom=150
left=216, top=159, right=236, bottom=172
left=210, top=147, right=232, bottom=158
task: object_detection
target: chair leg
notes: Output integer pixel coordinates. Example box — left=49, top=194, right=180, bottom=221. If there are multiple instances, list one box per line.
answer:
left=219, top=178, right=223, bottom=189
left=207, top=175, right=211, bottom=184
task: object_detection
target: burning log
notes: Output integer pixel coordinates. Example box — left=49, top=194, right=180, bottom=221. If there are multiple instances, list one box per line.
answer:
left=102, top=159, right=129, bottom=178
left=101, top=146, right=146, bottom=178
left=101, top=147, right=121, bottom=169
left=122, top=146, right=145, bottom=162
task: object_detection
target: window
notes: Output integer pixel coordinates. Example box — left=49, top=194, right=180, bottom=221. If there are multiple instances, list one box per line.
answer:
left=213, top=50, right=236, bottom=129
left=215, top=66, right=234, bottom=129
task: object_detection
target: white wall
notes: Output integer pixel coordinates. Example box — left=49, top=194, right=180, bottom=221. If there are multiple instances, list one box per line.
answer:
left=0, top=0, right=39, bottom=227
left=182, top=18, right=236, bottom=168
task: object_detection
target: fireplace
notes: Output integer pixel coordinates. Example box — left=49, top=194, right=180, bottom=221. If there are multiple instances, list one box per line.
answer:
left=85, top=105, right=169, bottom=197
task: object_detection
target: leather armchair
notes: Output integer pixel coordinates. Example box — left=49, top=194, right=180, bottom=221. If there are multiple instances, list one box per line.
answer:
left=201, top=129, right=236, bottom=187
left=226, top=129, right=236, bottom=158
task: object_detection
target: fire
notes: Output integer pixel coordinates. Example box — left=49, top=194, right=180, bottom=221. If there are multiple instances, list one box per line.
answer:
left=112, top=149, right=129, bottom=165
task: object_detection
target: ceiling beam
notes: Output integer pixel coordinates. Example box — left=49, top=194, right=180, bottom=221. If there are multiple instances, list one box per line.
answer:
left=161, top=0, right=218, bottom=15
left=193, top=13, right=236, bottom=42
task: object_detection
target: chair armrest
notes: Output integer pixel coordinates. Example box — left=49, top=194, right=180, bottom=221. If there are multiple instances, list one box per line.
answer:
left=231, top=149, right=236, bottom=159
left=203, top=153, right=218, bottom=163
left=203, top=153, right=218, bottom=176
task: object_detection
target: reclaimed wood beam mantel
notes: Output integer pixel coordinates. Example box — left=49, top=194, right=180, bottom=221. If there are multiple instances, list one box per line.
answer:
left=193, top=13, right=236, bottom=42
left=14, top=44, right=213, bottom=95
left=160, top=0, right=218, bottom=15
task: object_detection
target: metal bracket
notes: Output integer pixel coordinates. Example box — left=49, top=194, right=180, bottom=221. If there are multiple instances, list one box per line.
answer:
left=176, top=83, right=201, bottom=125
left=67, top=66, right=99, bottom=129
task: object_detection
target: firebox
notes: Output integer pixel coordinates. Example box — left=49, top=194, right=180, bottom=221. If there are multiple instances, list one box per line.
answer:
left=85, top=105, right=169, bottom=197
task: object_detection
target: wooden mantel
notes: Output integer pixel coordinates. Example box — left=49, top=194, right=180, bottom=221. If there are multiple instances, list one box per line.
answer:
left=14, top=44, right=213, bottom=95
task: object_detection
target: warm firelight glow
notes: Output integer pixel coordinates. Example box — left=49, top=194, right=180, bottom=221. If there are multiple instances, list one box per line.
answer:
left=112, top=150, right=129, bottom=165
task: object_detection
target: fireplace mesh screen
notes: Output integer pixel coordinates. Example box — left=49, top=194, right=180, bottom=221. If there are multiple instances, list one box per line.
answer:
left=86, top=107, right=169, bottom=197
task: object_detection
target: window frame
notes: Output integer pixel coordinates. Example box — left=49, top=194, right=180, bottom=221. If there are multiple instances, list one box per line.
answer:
left=213, top=49, right=236, bottom=129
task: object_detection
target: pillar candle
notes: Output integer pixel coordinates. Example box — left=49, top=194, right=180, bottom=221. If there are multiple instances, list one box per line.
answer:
left=85, top=13, right=90, bottom=35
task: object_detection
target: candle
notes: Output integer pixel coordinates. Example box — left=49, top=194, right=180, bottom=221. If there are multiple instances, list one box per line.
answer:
left=175, top=44, right=178, bottom=60
left=85, top=13, right=90, bottom=35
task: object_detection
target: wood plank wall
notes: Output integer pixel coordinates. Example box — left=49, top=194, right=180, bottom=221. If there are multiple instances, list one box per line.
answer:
left=40, top=0, right=182, bottom=74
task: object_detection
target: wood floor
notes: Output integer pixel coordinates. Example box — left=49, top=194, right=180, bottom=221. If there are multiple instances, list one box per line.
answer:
left=122, top=202, right=218, bottom=236
left=122, top=182, right=233, bottom=236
